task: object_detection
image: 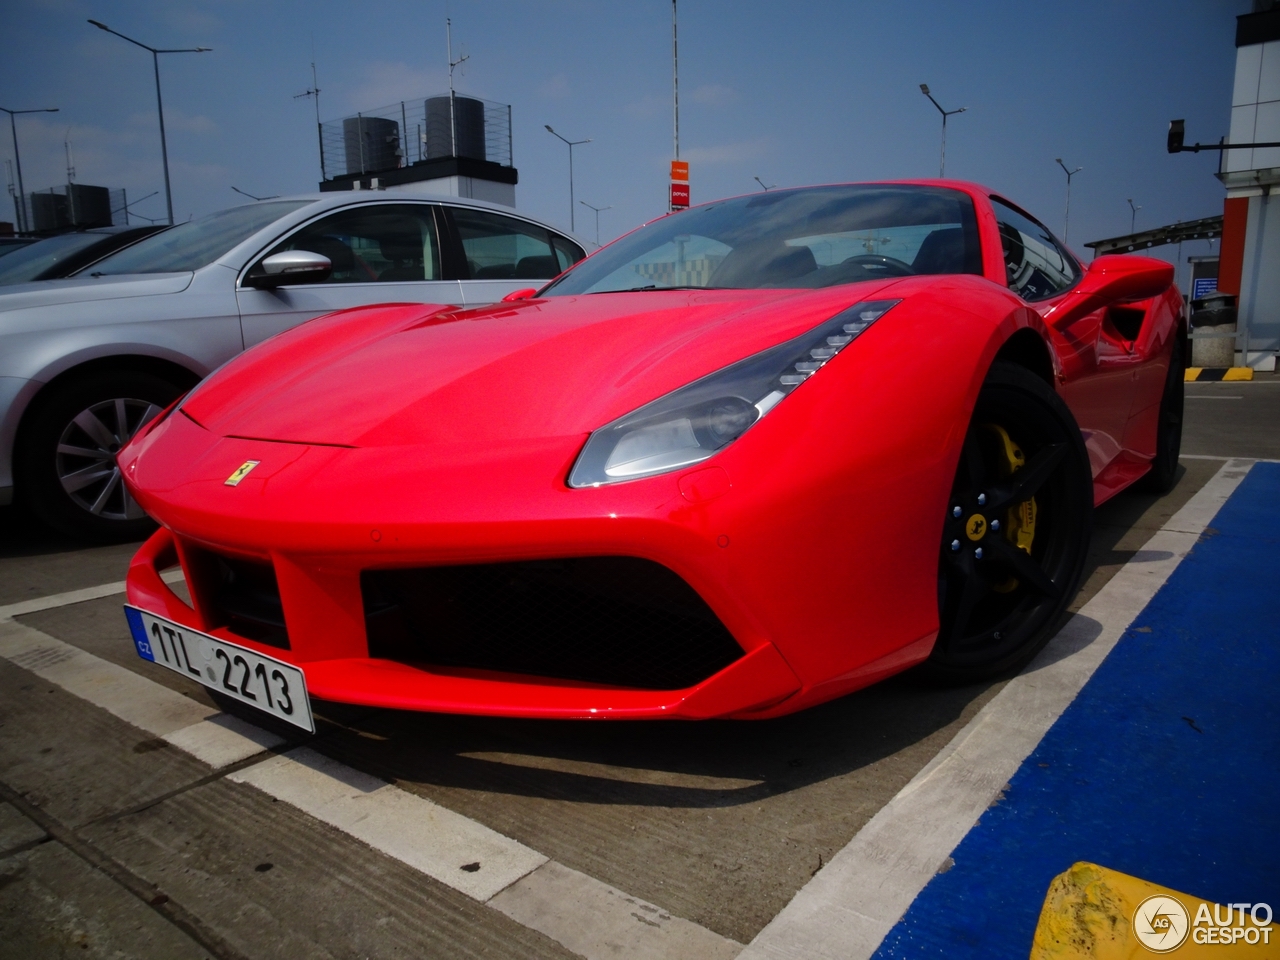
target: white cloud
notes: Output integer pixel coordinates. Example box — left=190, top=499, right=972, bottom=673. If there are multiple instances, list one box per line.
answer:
left=345, top=61, right=446, bottom=112
left=625, top=94, right=667, bottom=118
left=682, top=138, right=771, bottom=165
left=129, top=109, right=217, bottom=135
left=689, top=84, right=734, bottom=106
left=539, top=74, right=571, bottom=99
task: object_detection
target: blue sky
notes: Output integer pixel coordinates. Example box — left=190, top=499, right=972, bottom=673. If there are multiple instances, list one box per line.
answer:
left=2, top=0, right=1245, bottom=274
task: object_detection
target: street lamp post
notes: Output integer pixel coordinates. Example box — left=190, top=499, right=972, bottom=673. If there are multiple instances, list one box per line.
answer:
left=545, top=125, right=591, bottom=233
left=1055, top=158, right=1082, bottom=242
left=919, top=84, right=965, bottom=178
left=1127, top=198, right=1142, bottom=234
left=1, top=106, right=59, bottom=233
left=578, top=200, right=611, bottom=247
left=88, top=20, right=209, bottom=225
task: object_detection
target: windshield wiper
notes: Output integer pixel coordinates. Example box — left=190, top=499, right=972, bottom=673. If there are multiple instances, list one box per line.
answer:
left=588, top=284, right=732, bottom=294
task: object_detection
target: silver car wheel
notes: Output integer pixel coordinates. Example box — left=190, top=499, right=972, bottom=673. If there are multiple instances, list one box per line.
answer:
left=56, top=397, right=162, bottom=520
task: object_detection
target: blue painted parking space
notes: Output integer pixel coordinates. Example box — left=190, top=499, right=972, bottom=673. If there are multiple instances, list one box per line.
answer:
left=873, top=462, right=1280, bottom=958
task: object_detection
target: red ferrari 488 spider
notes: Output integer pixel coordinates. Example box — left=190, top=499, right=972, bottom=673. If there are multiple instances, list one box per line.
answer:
left=120, top=181, right=1181, bottom=731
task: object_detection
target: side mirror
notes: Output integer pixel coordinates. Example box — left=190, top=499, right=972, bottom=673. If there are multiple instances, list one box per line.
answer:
left=1046, top=255, right=1173, bottom=330
left=244, top=250, right=333, bottom=289
left=1079, top=255, right=1174, bottom=303
left=501, top=287, right=538, bottom=302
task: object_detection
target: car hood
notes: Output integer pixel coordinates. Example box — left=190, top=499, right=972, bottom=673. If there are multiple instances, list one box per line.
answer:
left=183, top=282, right=899, bottom=448
left=0, top=272, right=193, bottom=313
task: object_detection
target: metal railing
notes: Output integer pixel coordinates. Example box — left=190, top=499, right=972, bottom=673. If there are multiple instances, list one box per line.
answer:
left=320, top=94, right=513, bottom=180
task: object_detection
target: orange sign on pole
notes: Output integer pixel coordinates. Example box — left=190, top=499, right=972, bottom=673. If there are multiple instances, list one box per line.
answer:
left=670, top=160, right=689, bottom=182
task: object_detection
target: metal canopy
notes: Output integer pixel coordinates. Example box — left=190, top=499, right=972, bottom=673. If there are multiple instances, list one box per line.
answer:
left=1084, top=215, right=1223, bottom=256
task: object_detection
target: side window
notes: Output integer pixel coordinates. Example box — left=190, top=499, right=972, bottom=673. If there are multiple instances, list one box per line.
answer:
left=552, top=235, right=586, bottom=272
left=451, top=208, right=562, bottom=281
left=260, top=204, right=441, bottom=283
left=990, top=198, right=1079, bottom=302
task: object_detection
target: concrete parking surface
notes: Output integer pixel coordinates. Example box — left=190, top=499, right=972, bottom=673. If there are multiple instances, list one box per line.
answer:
left=0, top=375, right=1276, bottom=959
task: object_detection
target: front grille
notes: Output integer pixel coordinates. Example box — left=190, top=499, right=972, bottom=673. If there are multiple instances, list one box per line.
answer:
left=362, top=557, right=742, bottom=690
left=202, top=553, right=289, bottom=649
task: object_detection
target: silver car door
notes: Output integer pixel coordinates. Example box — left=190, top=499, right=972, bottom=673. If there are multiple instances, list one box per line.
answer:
left=236, top=202, right=463, bottom=349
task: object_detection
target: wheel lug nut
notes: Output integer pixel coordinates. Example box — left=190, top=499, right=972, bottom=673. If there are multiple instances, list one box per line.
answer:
left=974, top=547, right=984, bottom=559
left=952, top=506, right=962, bottom=518
left=950, top=539, right=961, bottom=552
left=977, top=493, right=987, bottom=506
left=991, top=519, right=1000, bottom=532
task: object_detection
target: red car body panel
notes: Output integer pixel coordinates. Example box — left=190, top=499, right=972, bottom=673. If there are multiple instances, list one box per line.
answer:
left=121, top=181, right=1182, bottom=720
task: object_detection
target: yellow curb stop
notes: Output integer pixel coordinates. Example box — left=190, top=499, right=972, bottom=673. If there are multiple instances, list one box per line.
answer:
left=1185, top=367, right=1255, bottom=382
left=1030, top=862, right=1274, bottom=958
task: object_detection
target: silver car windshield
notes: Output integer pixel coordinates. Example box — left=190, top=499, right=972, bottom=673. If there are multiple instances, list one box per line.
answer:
left=0, top=232, right=114, bottom=285
left=85, top=201, right=312, bottom=276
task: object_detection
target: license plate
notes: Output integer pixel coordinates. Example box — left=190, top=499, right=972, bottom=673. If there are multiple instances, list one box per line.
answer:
left=124, top=605, right=314, bottom=733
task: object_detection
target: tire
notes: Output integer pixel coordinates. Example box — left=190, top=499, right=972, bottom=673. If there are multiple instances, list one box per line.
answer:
left=1137, top=334, right=1184, bottom=495
left=925, top=361, right=1093, bottom=682
left=17, top=370, right=183, bottom=542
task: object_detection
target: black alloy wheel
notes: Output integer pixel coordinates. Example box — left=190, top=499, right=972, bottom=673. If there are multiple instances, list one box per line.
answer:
left=926, top=361, right=1093, bottom=682
left=17, top=370, right=183, bottom=542
left=1138, top=334, right=1185, bottom=494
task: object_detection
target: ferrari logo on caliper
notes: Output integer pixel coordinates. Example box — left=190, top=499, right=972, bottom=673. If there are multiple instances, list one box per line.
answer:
left=966, top=514, right=987, bottom=541
left=224, top=460, right=261, bottom=486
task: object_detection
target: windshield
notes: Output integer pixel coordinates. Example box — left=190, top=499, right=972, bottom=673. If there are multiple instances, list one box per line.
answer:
left=0, top=232, right=116, bottom=285
left=543, top=184, right=982, bottom=295
left=85, top=200, right=311, bottom=275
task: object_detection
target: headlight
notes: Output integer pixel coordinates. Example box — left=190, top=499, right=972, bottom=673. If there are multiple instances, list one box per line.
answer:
left=567, top=299, right=900, bottom=487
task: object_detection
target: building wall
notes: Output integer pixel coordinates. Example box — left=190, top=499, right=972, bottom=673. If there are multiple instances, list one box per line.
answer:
left=392, top=175, right=516, bottom=208
left=1237, top=192, right=1280, bottom=364
left=1227, top=39, right=1280, bottom=173
left=1220, top=10, right=1280, bottom=367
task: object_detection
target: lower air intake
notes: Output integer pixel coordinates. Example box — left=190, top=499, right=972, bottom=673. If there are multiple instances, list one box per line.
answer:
left=362, top=557, right=742, bottom=690
left=204, top=553, right=289, bottom=649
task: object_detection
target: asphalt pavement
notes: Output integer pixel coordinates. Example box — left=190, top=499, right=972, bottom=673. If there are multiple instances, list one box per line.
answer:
left=0, top=378, right=1275, bottom=960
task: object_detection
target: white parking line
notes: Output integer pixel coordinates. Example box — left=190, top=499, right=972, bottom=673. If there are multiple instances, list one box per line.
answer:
left=0, top=568, right=183, bottom=620
left=737, top=458, right=1254, bottom=960
left=0, top=619, right=284, bottom=767
left=0, top=580, right=744, bottom=959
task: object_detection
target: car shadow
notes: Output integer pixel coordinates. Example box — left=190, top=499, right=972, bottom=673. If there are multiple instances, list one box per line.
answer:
left=300, top=667, right=1002, bottom=810
left=0, top=503, right=152, bottom=557
left=294, top=470, right=1198, bottom=810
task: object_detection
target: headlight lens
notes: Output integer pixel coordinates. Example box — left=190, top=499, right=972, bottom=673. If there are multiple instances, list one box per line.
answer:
left=567, top=299, right=900, bottom=487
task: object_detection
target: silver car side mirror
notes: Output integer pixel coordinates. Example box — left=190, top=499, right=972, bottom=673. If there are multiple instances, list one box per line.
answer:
left=246, top=250, right=333, bottom=288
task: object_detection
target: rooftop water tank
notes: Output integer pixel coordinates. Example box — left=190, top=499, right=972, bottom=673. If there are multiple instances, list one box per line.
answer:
left=424, top=96, right=486, bottom=161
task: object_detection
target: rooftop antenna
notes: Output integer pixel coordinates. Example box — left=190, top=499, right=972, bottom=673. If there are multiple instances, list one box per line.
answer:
left=754, top=176, right=775, bottom=191
left=64, top=130, right=76, bottom=183
left=294, top=61, right=324, bottom=180
left=231, top=185, right=279, bottom=201
left=447, top=18, right=469, bottom=157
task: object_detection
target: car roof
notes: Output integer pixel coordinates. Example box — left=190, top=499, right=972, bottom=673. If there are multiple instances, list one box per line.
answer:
left=213, top=191, right=588, bottom=271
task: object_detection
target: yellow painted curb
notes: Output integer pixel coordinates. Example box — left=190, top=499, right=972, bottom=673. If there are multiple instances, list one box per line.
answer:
left=1222, top=367, right=1254, bottom=381
left=1184, top=368, right=1202, bottom=381
left=1029, top=862, right=1274, bottom=958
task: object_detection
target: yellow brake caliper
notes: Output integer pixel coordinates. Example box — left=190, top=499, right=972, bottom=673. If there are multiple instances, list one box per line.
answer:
left=982, top=424, right=1037, bottom=593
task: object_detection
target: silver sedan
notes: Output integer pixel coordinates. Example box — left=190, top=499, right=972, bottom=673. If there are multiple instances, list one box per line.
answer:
left=0, top=191, right=585, bottom=539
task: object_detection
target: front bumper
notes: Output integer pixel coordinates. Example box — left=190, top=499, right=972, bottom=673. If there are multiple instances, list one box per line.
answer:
left=126, top=526, right=803, bottom=719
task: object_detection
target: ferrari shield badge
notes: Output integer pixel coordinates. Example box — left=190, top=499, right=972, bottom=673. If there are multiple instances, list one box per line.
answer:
left=225, top=460, right=261, bottom=486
